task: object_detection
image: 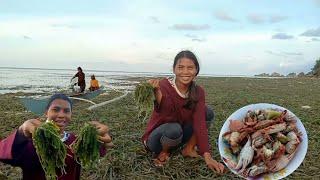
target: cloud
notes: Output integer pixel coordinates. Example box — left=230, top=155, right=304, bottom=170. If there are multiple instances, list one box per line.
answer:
left=184, top=34, right=205, bottom=42
left=300, top=27, right=320, bottom=37
left=23, top=35, right=31, bottom=39
left=315, top=0, right=320, bottom=7
left=269, top=15, right=288, bottom=23
left=242, top=56, right=256, bottom=61
left=278, top=61, right=307, bottom=71
left=185, top=34, right=198, bottom=38
left=282, top=52, right=303, bottom=56
left=265, top=50, right=303, bottom=57
left=51, top=23, right=77, bottom=29
left=311, top=38, right=320, bottom=41
left=214, top=11, right=237, bottom=22
left=271, top=33, right=294, bottom=39
left=170, top=24, right=210, bottom=31
left=279, top=61, right=294, bottom=68
left=191, top=38, right=206, bottom=42
left=265, top=50, right=286, bottom=57
left=273, top=28, right=284, bottom=32
left=247, top=14, right=288, bottom=24
left=247, top=14, right=266, bottom=24
left=149, top=16, right=160, bottom=23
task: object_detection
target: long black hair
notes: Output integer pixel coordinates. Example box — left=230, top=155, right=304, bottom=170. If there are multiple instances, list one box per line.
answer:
left=173, top=50, right=200, bottom=109
left=46, top=93, right=73, bottom=111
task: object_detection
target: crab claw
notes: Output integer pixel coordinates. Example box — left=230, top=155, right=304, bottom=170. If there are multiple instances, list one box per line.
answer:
left=235, top=136, right=254, bottom=173
left=268, top=149, right=297, bottom=172
left=242, top=163, right=268, bottom=177
left=222, top=157, right=237, bottom=169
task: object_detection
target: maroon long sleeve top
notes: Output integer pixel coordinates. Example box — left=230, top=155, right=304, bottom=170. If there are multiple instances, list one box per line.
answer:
left=0, top=129, right=106, bottom=180
left=142, top=78, right=210, bottom=155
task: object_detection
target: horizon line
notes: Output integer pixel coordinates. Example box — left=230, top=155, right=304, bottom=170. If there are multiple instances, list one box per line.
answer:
left=0, top=66, right=250, bottom=77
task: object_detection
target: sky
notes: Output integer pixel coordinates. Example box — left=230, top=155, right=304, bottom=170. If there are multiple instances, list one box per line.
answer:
left=0, top=0, right=319, bottom=75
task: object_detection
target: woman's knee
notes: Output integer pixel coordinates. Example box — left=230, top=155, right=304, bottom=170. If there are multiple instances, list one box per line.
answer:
left=146, top=123, right=183, bottom=153
left=163, top=123, right=183, bottom=139
left=160, top=123, right=183, bottom=147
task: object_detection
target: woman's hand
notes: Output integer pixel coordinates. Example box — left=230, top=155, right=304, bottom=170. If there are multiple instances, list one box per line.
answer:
left=147, top=79, right=162, bottom=104
left=203, top=152, right=225, bottom=174
left=89, top=121, right=113, bottom=147
left=147, top=79, right=160, bottom=89
left=18, top=119, right=42, bottom=138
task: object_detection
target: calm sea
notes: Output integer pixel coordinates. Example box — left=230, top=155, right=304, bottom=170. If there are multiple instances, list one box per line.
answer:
left=0, top=67, right=254, bottom=95
left=0, top=67, right=167, bottom=94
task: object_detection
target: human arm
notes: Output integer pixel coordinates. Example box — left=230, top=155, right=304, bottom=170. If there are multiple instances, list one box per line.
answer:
left=147, top=79, right=162, bottom=106
left=0, top=119, right=42, bottom=166
left=0, top=131, right=17, bottom=161
left=71, top=72, right=79, bottom=80
left=203, top=152, right=225, bottom=173
left=88, top=121, right=113, bottom=155
left=18, top=119, right=42, bottom=138
left=192, top=88, right=225, bottom=173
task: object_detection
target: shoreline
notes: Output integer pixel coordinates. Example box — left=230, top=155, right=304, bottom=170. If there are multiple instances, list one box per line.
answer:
left=1, top=75, right=315, bottom=95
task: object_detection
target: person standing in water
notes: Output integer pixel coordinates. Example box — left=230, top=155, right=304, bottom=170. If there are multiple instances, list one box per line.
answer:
left=72, top=67, right=86, bottom=93
left=142, top=50, right=225, bottom=173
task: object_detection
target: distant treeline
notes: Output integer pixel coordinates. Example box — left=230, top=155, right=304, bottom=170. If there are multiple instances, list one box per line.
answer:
left=255, top=58, right=320, bottom=78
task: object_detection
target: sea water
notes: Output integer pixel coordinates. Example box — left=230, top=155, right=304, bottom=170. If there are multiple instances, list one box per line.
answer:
left=0, top=67, right=167, bottom=95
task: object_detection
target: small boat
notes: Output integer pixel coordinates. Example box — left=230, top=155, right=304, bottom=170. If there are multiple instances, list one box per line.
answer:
left=20, top=96, right=49, bottom=116
left=20, top=88, right=104, bottom=116
left=68, top=88, right=104, bottom=99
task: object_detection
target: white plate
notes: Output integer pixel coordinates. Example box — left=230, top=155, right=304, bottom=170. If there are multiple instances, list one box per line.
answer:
left=218, top=103, right=308, bottom=180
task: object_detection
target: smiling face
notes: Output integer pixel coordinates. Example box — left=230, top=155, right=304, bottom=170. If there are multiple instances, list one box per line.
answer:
left=45, top=99, right=72, bottom=133
left=173, top=57, right=198, bottom=87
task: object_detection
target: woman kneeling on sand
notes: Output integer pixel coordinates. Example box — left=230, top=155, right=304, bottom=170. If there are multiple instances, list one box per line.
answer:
left=0, top=93, right=112, bottom=179
left=142, top=50, right=225, bottom=173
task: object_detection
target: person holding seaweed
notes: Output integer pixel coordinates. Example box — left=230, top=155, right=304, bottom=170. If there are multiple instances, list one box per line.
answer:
left=0, top=93, right=112, bottom=179
left=142, top=50, right=225, bottom=173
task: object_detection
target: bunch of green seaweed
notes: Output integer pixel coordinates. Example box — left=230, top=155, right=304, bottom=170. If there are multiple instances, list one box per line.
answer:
left=134, top=82, right=155, bottom=121
left=73, top=123, right=100, bottom=168
left=32, top=120, right=67, bottom=180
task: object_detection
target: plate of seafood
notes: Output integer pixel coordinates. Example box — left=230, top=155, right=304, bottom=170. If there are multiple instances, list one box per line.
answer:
left=218, top=103, right=308, bottom=179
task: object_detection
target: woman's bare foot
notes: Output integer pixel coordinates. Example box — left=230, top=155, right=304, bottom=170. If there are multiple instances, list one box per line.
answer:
left=153, top=151, right=170, bottom=167
left=181, top=133, right=200, bottom=158
left=181, top=146, right=200, bottom=158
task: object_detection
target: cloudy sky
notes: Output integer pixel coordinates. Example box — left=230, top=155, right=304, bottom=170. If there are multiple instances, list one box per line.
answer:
left=0, top=0, right=319, bottom=75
